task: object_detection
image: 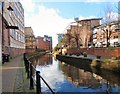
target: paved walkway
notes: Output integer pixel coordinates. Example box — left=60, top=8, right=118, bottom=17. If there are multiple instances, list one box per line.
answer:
left=1, top=55, right=36, bottom=93
left=2, top=56, right=24, bottom=92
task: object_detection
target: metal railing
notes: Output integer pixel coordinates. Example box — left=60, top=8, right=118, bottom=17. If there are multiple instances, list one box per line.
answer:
left=23, top=53, right=55, bottom=94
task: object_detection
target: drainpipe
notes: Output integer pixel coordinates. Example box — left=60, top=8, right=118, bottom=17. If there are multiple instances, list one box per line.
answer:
left=2, top=2, right=4, bottom=52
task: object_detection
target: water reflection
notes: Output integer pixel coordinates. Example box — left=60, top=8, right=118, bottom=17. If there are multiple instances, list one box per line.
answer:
left=32, top=54, right=120, bottom=93
left=30, top=54, right=53, bottom=66
left=59, top=61, right=120, bottom=93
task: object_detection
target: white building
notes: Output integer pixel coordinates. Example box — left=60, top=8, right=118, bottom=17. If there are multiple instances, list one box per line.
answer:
left=93, top=21, right=120, bottom=47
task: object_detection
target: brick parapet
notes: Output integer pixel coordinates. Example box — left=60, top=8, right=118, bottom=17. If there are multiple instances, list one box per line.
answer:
left=67, top=47, right=120, bottom=58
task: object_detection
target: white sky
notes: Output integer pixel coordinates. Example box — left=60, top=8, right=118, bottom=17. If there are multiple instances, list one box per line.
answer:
left=20, top=0, right=74, bottom=47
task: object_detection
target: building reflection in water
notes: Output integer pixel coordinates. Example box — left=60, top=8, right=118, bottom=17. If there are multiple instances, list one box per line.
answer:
left=31, top=54, right=53, bottom=66
left=59, top=61, right=120, bottom=92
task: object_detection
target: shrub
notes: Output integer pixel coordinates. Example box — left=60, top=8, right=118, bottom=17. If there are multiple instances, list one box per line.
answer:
left=91, top=59, right=102, bottom=68
left=83, top=52, right=87, bottom=57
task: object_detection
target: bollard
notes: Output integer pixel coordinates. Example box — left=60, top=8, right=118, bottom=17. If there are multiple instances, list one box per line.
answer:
left=36, top=71, right=41, bottom=94
left=30, top=63, right=34, bottom=89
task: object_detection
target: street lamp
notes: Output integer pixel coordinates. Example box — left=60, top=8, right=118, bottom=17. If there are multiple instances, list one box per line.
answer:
left=1, top=2, right=19, bottom=63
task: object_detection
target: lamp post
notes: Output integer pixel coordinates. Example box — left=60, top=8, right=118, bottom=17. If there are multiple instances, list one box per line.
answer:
left=1, top=1, right=19, bottom=64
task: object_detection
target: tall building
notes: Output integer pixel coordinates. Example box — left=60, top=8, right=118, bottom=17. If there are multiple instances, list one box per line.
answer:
left=57, top=33, right=63, bottom=43
left=0, top=1, right=25, bottom=58
left=25, top=27, right=36, bottom=53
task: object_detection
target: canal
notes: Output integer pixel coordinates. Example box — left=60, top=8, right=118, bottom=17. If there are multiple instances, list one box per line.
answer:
left=30, top=54, right=120, bottom=93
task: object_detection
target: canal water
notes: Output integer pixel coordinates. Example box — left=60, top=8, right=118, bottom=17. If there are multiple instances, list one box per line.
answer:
left=31, top=54, right=120, bottom=93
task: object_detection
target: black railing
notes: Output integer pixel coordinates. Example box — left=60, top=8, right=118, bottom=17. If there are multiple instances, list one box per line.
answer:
left=23, top=53, right=55, bottom=94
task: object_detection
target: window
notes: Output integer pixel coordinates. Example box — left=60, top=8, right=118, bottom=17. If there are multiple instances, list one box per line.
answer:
left=114, top=36, right=118, bottom=39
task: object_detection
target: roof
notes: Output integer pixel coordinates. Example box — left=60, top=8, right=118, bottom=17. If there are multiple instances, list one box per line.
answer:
left=92, top=20, right=120, bottom=29
left=79, top=18, right=102, bottom=22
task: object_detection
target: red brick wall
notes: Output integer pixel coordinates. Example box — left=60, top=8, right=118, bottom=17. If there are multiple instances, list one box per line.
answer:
left=37, top=37, right=43, bottom=49
left=67, top=48, right=120, bottom=58
left=37, top=37, right=51, bottom=51
left=9, top=47, right=25, bottom=58
left=2, top=18, right=10, bottom=54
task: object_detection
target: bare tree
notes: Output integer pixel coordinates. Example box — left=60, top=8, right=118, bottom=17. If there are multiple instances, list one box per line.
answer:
left=70, top=25, right=82, bottom=49
left=102, top=4, right=117, bottom=47
left=66, top=31, right=72, bottom=48
left=102, top=4, right=115, bottom=24
left=102, top=25, right=113, bottom=47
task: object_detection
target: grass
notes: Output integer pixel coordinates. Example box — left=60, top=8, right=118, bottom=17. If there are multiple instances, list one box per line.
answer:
left=91, top=59, right=120, bottom=72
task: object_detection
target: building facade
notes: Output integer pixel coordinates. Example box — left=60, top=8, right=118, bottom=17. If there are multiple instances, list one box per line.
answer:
left=36, top=35, right=52, bottom=51
left=65, top=18, right=102, bottom=48
left=0, top=1, right=25, bottom=58
left=0, top=14, right=2, bottom=62
left=25, top=27, right=36, bottom=53
left=93, top=21, right=120, bottom=47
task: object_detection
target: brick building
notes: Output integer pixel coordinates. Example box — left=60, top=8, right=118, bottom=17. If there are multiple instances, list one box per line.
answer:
left=65, top=18, right=102, bottom=48
left=0, top=13, right=10, bottom=55
left=36, top=35, right=52, bottom=52
left=25, top=27, right=36, bottom=53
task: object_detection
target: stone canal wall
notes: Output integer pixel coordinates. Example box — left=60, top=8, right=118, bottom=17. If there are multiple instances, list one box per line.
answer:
left=56, top=54, right=120, bottom=73
left=56, top=54, right=93, bottom=72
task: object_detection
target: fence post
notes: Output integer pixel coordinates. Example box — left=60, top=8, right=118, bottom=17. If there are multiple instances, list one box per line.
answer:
left=23, top=54, right=27, bottom=72
left=30, top=63, right=34, bottom=89
left=27, top=59, right=30, bottom=79
left=36, top=71, right=41, bottom=94
left=23, top=53, right=26, bottom=60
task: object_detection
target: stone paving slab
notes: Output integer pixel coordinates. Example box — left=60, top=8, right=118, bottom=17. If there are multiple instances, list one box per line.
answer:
left=13, top=58, right=36, bottom=93
left=2, top=55, right=35, bottom=93
left=2, top=56, right=23, bottom=93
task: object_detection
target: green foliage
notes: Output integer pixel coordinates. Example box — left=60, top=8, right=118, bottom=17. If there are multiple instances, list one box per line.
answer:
left=102, top=59, right=111, bottom=64
left=60, top=37, right=67, bottom=45
left=53, top=46, right=59, bottom=53
left=108, top=46, right=114, bottom=50
left=91, top=59, right=102, bottom=68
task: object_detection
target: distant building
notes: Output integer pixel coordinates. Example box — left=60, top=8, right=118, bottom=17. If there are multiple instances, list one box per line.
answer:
left=25, top=27, right=36, bottom=53
left=93, top=21, right=120, bottom=47
left=57, top=33, right=63, bottom=43
left=36, top=35, right=52, bottom=51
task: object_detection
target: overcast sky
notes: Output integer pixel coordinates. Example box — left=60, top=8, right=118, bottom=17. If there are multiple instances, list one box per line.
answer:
left=20, top=0, right=119, bottom=47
